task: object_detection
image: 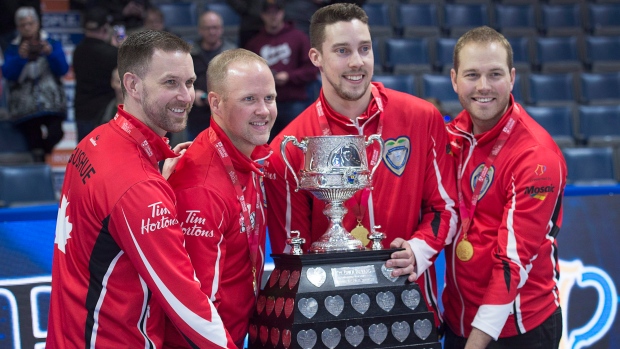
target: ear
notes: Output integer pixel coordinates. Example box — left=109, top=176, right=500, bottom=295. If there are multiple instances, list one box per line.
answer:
left=123, top=72, right=142, bottom=100
left=208, top=91, right=222, bottom=116
left=309, top=48, right=322, bottom=69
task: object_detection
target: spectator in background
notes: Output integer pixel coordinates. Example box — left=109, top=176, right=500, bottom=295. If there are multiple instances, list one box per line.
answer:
left=0, top=0, right=41, bottom=51
left=73, top=6, right=118, bottom=141
left=2, top=6, right=68, bottom=163
left=284, top=0, right=367, bottom=35
left=102, top=0, right=149, bottom=32
left=226, top=0, right=263, bottom=48
left=245, top=0, right=318, bottom=142
left=101, top=66, right=123, bottom=124
left=188, top=11, right=237, bottom=140
left=142, top=6, right=166, bottom=32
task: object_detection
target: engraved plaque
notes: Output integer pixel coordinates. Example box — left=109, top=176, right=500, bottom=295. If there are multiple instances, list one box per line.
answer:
left=307, top=267, right=326, bottom=287
left=298, top=297, right=318, bottom=319
left=376, top=291, right=395, bottom=312
left=344, top=325, right=364, bottom=347
left=381, top=264, right=398, bottom=282
left=391, top=321, right=410, bottom=342
left=331, top=265, right=378, bottom=287
left=321, top=328, right=341, bottom=349
left=369, top=323, right=388, bottom=345
left=401, top=288, right=421, bottom=311
left=324, top=295, right=344, bottom=317
left=350, top=293, right=370, bottom=314
left=414, top=319, right=433, bottom=340
left=297, top=329, right=317, bottom=349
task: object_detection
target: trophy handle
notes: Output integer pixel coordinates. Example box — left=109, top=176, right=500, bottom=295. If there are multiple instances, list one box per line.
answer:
left=280, top=135, right=304, bottom=190
left=365, top=134, right=384, bottom=182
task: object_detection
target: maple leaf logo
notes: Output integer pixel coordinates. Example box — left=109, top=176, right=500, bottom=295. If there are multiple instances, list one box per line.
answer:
left=55, top=195, right=72, bottom=253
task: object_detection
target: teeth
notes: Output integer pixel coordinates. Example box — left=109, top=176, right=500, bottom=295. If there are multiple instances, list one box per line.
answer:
left=346, top=75, right=362, bottom=81
left=250, top=122, right=267, bottom=126
left=170, top=108, right=184, bottom=113
left=476, top=98, right=492, bottom=103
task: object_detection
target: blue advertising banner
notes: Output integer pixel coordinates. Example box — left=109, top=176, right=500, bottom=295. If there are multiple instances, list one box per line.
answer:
left=0, top=188, right=618, bottom=348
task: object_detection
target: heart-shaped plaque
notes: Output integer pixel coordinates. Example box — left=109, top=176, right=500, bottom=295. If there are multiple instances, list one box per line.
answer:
left=279, top=269, right=291, bottom=288
left=256, top=295, right=266, bottom=314
left=381, top=264, right=399, bottom=282
left=248, top=323, right=257, bottom=343
left=306, top=267, right=326, bottom=288
left=369, top=323, right=388, bottom=345
left=297, top=297, right=318, bottom=319
left=344, top=325, right=364, bottom=347
left=413, top=319, right=433, bottom=340
left=265, top=296, right=275, bottom=316
left=324, top=295, right=344, bottom=317
left=351, top=293, right=370, bottom=314
left=271, top=327, right=280, bottom=347
left=289, top=270, right=301, bottom=289
left=259, top=325, right=269, bottom=345
left=401, top=288, right=421, bottom=311
left=269, top=269, right=280, bottom=288
left=297, top=329, right=317, bottom=349
left=282, top=329, right=292, bottom=349
left=376, top=291, right=395, bottom=312
left=284, top=298, right=295, bottom=318
left=391, top=321, right=410, bottom=343
left=321, top=328, right=341, bottom=349
left=275, top=297, right=285, bottom=317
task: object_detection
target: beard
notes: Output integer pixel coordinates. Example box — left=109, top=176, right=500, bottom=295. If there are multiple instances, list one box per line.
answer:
left=325, top=71, right=371, bottom=102
left=141, top=87, right=190, bottom=134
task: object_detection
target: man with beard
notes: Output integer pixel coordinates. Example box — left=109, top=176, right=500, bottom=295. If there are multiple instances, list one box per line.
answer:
left=46, top=30, right=236, bottom=349
left=165, top=48, right=276, bottom=349
left=264, top=3, right=458, bottom=330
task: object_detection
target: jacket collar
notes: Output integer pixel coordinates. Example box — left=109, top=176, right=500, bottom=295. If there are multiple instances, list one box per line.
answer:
left=210, top=120, right=271, bottom=176
left=116, top=105, right=177, bottom=162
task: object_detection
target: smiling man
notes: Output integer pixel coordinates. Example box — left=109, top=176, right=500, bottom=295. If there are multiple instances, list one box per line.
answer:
left=263, top=3, right=458, bottom=330
left=47, top=30, right=236, bottom=348
left=166, top=48, right=276, bottom=348
left=444, top=26, right=567, bottom=349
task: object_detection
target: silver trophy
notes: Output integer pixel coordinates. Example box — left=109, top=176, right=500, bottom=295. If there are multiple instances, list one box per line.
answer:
left=281, top=134, right=384, bottom=253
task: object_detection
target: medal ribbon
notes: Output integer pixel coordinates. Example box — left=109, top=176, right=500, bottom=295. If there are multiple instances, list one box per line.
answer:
left=208, top=128, right=262, bottom=294
left=114, top=113, right=159, bottom=167
left=457, top=115, right=519, bottom=238
left=315, top=85, right=384, bottom=230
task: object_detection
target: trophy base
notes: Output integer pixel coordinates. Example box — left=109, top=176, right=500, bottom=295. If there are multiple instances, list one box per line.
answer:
left=248, top=250, right=442, bottom=349
left=309, top=239, right=365, bottom=253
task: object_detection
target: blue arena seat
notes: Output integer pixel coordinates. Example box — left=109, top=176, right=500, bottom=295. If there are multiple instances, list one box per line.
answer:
left=578, top=105, right=620, bottom=147
left=535, top=36, right=583, bottom=73
left=539, top=3, right=585, bottom=37
left=562, top=147, right=617, bottom=184
left=372, top=74, right=416, bottom=96
left=0, top=164, right=57, bottom=207
left=434, top=37, right=458, bottom=74
left=527, top=73, right=577, bottom=106
left=584, top=35, right=620, bottom=73
left=384, top=38, right=432, bottom=76
left=587, top=3, right=620, bottom=36
left=493, top=3, right=538, bottom=38
left=443, top=3, right=490, bottom=38
left=507, top=36, right=533, bottom=74
left=525, top=105, right=576, bottom=147
left=362, top=3, right=394, bottom=38
left=158, top=2, right=198, bottom=28
left=579, top=72, right=620, bottom=105
left=397, top=3, right=441, bottom=38
left=421, top=74, right=462, bottom=116
left=0, top=120, right=33, bottom=164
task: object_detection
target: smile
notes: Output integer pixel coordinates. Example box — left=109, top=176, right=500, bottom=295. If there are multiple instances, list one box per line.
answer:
left=250, top=121, right=268, bottom=126
left=169, top=107, right=186, bottom=113
left=474, top=97, right=493, bottom=103
left=345, top=75, right=363, bottom=81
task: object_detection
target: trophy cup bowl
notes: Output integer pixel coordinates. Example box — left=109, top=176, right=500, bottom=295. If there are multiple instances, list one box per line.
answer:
left=281, top=134, right=384, bottom=253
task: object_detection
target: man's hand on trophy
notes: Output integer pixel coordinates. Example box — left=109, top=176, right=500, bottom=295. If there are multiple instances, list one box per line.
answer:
left=386, top=238, right=417, bottom=282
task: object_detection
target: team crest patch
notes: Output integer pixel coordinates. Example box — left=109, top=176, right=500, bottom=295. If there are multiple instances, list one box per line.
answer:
left=470, top=164, right=495, bottom=200
left=382, top=136, right=410, bottom=176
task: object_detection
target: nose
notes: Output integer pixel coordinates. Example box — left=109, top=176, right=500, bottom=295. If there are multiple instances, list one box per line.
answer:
left=476, top=76, right=490, bottom=91
left=348, top=50, right=364, bottom=69
left=178, top=84, right=193, bottom=104
left=255, top=99, right=271, bottom=117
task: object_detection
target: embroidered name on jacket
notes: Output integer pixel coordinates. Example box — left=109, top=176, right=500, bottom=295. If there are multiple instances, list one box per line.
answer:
left=141, top=202, right=179, bottom=234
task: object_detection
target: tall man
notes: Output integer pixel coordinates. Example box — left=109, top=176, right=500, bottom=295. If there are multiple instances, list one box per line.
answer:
left=264, top=3, right=458, bottom=327
left=46, top=30, right=236, bottom=349
left=245, top=0, right=318, bottom=142
left=166, top=48, right=276, bottom=348
left=188, top=10, right=237, bottom=139
left=444, top=26, right=566, bottom=349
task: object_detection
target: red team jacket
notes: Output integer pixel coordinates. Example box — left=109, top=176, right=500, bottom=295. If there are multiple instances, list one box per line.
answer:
left=47, top=107, right=235, bottom=348
left=166, top=121, right=271, bottom=347
left=264, top=82, right=459, bottom=326
left=444, top=98, right=567, bottom=339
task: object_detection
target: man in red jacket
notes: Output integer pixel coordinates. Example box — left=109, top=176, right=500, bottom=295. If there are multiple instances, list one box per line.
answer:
left=47, top=30, right=236, bottom=349
left=166, top=48, right=276, bottom=348
left=264, top=3, right=458, bottom=328
left=444, top=26, right=567, bottom=349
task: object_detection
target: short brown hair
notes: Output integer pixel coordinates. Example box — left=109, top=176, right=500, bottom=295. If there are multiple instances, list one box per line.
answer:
left=309, top=3, right=368, bottom=52
left=453, top=26, right=513, bottom=73
left=207, top=48, right=268, bottom=97
left=117, top=30, right=191, bottom=95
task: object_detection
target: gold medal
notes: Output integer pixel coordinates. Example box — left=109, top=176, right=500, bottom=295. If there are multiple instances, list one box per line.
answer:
left=456, top=239, right=474, bottom=262
left=350, top=221, right=370, bottom=247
